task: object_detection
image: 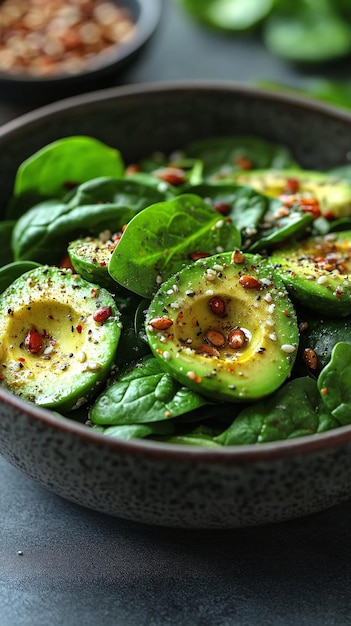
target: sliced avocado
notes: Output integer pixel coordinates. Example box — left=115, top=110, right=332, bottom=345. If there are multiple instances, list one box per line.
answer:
left=0, top=266, right=121, bottom=411
left=234, top=169, right=351, bottom=219
left=145, top=251, right=298, bottom=403
left=68, top=233, right=121, bottom=290
left=271, top=231, right=351, bottom=317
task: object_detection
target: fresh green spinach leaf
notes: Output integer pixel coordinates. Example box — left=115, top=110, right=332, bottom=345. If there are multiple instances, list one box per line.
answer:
left=263, top=1, right=351, bottom=63
left=89, top=356, right=209, bottom=425
left=12, top=201, right=139, bottom=264
left=14, top=136, right=124, bottom=200
left=109, top=193, right=241, bottom=298
left=177, top=0, right=274, bottom=32
left=184, top=136, right=298, bottom=181
left=0, top=261, right=40, bottom=294
left=66, top=177, right=169, bottom=210
left=318, top=342, right=351, bottom=424
left=216, top=377, right=337, bottom=445
left=93, top=421, right=175, bottom=440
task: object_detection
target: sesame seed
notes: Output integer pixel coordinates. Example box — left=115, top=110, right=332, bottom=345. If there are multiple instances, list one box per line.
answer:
left=281, top=344, right=296, bottom=353
left=263, top=293, right=273, bottom=303
left=77, top=350, right=87, bottom=363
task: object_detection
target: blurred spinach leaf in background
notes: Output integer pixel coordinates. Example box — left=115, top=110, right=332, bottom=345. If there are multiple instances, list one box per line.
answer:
left=176, top=0, right=351, bottom=64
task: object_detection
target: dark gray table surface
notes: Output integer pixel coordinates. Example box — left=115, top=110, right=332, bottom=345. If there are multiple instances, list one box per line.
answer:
left=2, top=2, right=351, bottom=624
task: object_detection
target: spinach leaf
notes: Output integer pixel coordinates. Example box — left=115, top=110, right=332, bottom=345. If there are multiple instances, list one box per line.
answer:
left=255, top=78, right=351, bottom=111
left=248, top=206, right=314, bottom=252
left=12, top=201, right=139, bottom=264
left=125, top=172, right=176, bottom=196
left=318, top=342, right=351, bottom=424
left=184, top=136, right=298, bottom=181
left=188, top=182, right=270, bottom=235
left=115, top=313, right=151, bottom=368
left=93, top=421, right=175, bottom=440
left=66, top=177, right=169, bottom=210
left=163, top=431, right=223, bottom=447
left=0, top=261, right=40, bottom=294
left=14, top=136, right=124, bottom=200
left=0, top=221, right=15, bottom=267
left=89, top=356, right=209, bottom=425
left=108, top=193, right=241, bottom=298
left=263, top=0, right=351, bottom=63
left=216, top=377, right=337, bottom=445
left=177, top=0, right=274, bottom=32
left=297, top=312, right=351, bottom=373
left=5, top=191, right=50, bottom=221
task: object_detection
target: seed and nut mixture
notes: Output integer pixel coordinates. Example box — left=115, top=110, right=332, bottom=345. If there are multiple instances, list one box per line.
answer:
left=0, top=0, right=136, bottom=77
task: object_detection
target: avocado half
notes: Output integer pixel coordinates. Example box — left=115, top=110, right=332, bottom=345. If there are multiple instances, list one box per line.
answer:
left=271, top=231, right=351, bottom=317
left=145, top=251, right=298, bottom=402
left=0, top=266, right=121, bottom=411
left=234, top=169, right=351, bottom=218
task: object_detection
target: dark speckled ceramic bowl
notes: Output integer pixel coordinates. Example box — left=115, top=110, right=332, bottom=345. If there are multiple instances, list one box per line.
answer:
left=1, top=82, right=351, bottom=529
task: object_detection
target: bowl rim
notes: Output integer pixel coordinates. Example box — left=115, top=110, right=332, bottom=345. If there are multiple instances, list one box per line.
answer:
left=2, top=78, right=351, bottom=136
left=0, top=0, right=162, bottom=85
left=2, top=79, right=351, bottom=462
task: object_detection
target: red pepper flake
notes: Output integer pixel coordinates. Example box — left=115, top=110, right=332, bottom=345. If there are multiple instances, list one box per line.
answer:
left=18, top=357, right=26, bottom=362
left=321, top=387, right=328, bottom=395
left=283, top=309, right=291, bottom=317
left=285, top=178, right=300, bottom=193
left=189, top=251, right=211, bottom=261
left=323, top=211, right=336, bottom=221
left=59, top=254, right=75, bottom=271
left=235, top=156, right=252, bottom=170
left=153, top=167, right=186, bottom=186
left=93, top=306, right=112, bottom=323
left=186, top=371, right=202, bottom=383
left=0, top=373, right=3, bottom=380
left=91, top=288, right=99, bottom=298
left=76, top=324, right=83, bottom=334
left=24, top=328, right=43, bottom=354
left=299, top=198, right=321, bottom=218
left=125, top=164, right=140, bottom=175
left=63, top=181, right=79, bottom=190
left=213, top=202, right=231, bottom=216
left=99, top=261, right=107, bottom=267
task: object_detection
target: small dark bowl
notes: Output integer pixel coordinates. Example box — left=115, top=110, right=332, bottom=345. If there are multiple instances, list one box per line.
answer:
left=1, top=81, right=351, bottom=529
left=0, top=0, right=162, bottom=102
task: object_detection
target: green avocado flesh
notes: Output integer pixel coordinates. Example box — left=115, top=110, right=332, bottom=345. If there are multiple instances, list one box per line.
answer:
left=234, top=169, right=351, bottom=218
left=271, top=231, right=351, bottom=316
left=68, top=235, right=119, bottom=290
left=0, top=266, right=121, bottom=411
left=145, top=252, right=298, bottom=402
